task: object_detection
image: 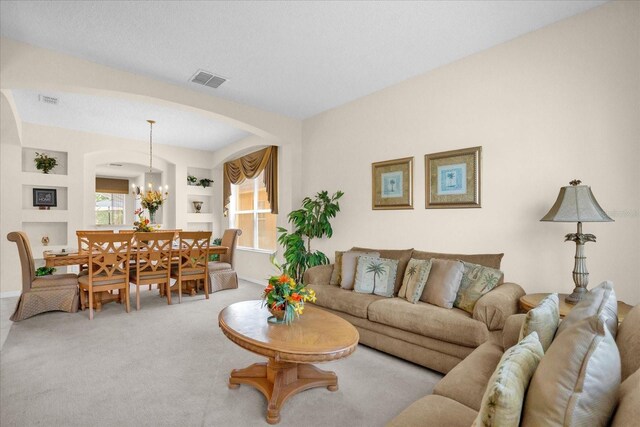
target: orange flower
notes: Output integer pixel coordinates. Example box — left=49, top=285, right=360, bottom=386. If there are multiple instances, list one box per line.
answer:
left=271, top=302, right=282, bottom=311
left=290, top=293, right=302, bottom=302
left=278, top=274, right=290, bottom=284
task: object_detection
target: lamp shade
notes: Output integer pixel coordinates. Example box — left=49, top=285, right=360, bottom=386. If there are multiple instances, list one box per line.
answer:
left=540, top=183, right=613, bottom=223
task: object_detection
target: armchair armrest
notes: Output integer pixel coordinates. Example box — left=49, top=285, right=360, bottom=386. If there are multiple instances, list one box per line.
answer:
left=473, top=282, right=525, bottom=331
left=502, top=314, right=527, bottom=350
left=303, top=264, right=334, bottom=286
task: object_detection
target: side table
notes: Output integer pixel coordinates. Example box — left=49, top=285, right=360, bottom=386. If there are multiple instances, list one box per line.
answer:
left=519, top=293, right=632, bottom=323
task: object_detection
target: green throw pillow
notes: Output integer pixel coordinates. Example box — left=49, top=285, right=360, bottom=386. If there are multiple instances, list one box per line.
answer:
left=354, top=256, right=398, bottom=297
left=473, top=332, right=544, bottom=427
left=399, top=258, right=432, bottom=303
left=454, top=261, right=504, bottom=313
left=519, top=293, right=559, bottom=352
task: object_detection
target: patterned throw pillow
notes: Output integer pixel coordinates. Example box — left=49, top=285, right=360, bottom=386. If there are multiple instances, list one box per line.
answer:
left=329, top=251, right=344, bottom=286
left=473, top=332, right=544, bottom=427
left=519, top=293, right=559, bottom=352
left=398, top=258, right=432, bottom=303
left=340, top=251, right=380, bottom=290
left=354, top=256, right=398, bottom=297
left=454, top=261, right=504, bottom=313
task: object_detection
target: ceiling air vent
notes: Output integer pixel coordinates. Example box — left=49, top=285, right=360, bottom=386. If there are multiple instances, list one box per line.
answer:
left=38, top=94, right=58, bottom=105
left=190, top=69, right=227, bottom=89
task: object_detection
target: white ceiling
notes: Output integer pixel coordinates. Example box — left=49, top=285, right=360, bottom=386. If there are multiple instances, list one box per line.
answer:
left=10, top=89, right=249, bottom=151
left=0, top=0, right=607, bottom=121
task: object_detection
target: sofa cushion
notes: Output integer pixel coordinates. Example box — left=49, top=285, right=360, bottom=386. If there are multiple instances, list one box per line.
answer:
left=368, top=298, right=489, bottom=347
left=556, top=280, right=618, bottom=338
left=351, top=247, right=413, bottom=294
left=454, top=262, right=504, bottom=313
left=398, top=258, right=431, bottom=301
left=340, top=251, right=379, bottom=290
left=329, top=250, right=344, bottom=285
left=421, top=259, right=464, bottom=308
left=616, top=304, right=640, bottom=381
left=412, top=250, right=504, bottom=270
left=522, top=315, right=621, bottom=427
left=207, top=262, right=232, bottom=271
left=354, top=256, right=398, bottom=297
left=473, top=332, right=544, bottom=426
left=386, top=394, right=477, bottom=427
left=312, top=283, right=384, bottom=319
left=433, top=341, right=504, bottom=411
left=611, top=369, right=640, bottom=427
left=519, top=293, right=559, bottom=352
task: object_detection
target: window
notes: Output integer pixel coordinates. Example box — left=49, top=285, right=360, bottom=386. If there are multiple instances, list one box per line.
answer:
left=229, top=171, right=277, bottom=251
left=95, top=192, right=125, bottom=225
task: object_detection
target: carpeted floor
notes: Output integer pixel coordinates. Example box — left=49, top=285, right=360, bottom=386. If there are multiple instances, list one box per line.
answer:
left=0, top=281, right=441, bottom=426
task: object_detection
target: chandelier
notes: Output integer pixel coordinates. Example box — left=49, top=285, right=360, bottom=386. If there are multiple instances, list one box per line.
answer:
left=132, top=119, right=169, bottom=223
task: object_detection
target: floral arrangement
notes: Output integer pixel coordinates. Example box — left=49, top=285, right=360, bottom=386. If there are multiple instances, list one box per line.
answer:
left=140, top=190, right=168, bottom=214
left=133, top=208, right=158, bottom=232
left=34, top=152, right=58, bottom=174
left=262, top=259, right=316, bottom=324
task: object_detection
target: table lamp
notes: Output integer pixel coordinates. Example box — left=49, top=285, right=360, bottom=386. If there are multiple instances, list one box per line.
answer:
left=540, top=180, right=613, bottom=304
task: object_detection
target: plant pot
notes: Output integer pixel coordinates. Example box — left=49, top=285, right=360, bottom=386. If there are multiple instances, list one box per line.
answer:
left=193, top=201, right=203, bottom=213
left=268, top=306, right=286, bottom=324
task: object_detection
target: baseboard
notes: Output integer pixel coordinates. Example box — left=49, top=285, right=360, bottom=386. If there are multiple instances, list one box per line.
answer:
left=0, top=290, right=21, bottom=299
left=239, top=276, right=265, bottom=287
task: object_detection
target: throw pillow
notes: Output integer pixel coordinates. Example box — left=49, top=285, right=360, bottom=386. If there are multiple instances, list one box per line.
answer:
left=400, top=258, right=432, bottom=303
left=420, top=259, right=464, bottom=309
left=340, top=251, right=380, bottom=290
left=329, top=251, right=344, bottom=286
left=454, top=261, right=504, bottom=314
left=521, top=314, right=621, bottom=427
left=519, top=293, right=560, bottom=352
left=398, top=258, right=431, bottom=299
left=556, top=280, right=618, bottom=338
left=610, top=369, right=640, bottom=427
left=472, top=332, right=544, bottom=427
left=354, top=256, right=398, bottom=297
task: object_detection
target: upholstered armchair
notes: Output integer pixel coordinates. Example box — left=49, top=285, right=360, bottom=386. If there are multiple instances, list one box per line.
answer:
left=207, top=229, right=242, bottom=293
left=7, top=231, right=79, bottom=321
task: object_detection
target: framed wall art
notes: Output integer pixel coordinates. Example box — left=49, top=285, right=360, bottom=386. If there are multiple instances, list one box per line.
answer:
left=425, top=146, right=481, bottom=209
left=33, top=188, right=57, bottom=208
left=372, top=157, right=413, bottom=210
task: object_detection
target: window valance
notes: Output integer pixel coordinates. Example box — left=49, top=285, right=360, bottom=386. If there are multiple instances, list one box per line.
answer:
left=223, top=146, right=278, bottom=216
left=96, top=177, right=129, bottom=194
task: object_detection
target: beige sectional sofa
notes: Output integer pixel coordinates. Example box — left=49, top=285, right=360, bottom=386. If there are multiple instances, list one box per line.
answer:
left=387, top=304, right=640, bottom=426
left=303, top=247, right=525, bottom=374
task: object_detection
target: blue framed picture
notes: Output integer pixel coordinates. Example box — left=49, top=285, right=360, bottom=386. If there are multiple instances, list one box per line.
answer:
left=372, top=157, right=413, bottom=210
left=425, top=147, right=481, bottom=208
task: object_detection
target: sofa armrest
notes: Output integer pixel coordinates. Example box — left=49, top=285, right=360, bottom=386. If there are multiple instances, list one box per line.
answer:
left=473, top=282, right=525, bottom=331
left=303, top=264, right=334, bottom=286
left=502, top=314, right=527, bottom=350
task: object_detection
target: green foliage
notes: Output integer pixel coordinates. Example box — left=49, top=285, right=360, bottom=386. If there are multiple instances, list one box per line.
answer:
left=35, top=266, right=56, bottom=276
left=187, top=175, right=198, bottom=184
left=277, top=190, right=344, bottom=283
left=199, top=178, right=213, bottom=188
left=34, top=152, right=58, bottom=174
left=209, top=237, right=223, bottom=261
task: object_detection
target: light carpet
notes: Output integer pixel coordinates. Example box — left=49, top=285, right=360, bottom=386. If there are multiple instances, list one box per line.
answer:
left=0, top=281, right=441, bottom=426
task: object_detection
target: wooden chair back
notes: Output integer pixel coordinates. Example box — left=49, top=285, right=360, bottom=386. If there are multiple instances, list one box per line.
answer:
left=77, top=230, right=114, bottom=253
left=177, top=231, right=212, bottom=275
left=160, top=229, right=182, bottom=240
left=86, top=233, right=133, bottom=283
left=134, top=232, right=174, bottom=277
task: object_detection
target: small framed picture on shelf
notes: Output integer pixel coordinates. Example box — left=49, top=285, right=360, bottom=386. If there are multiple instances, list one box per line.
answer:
left=33, top=188, right=57, bottom=209
left=371, top=157, right=414, bottom=210
left=425, top=146, right=481, bottom=209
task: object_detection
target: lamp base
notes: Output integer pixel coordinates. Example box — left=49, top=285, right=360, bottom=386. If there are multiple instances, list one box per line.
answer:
left=565, top=287, right=587, bottom=304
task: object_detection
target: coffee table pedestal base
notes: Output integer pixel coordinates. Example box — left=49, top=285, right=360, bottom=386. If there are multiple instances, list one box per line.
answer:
left=229, top=358, right=338, bottom=424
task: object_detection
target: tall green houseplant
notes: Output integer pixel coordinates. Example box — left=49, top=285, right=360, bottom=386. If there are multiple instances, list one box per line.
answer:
left=277, top=190, right=344, bottom=283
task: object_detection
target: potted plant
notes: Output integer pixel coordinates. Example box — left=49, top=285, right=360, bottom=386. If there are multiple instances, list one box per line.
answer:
left=34, top=152, right=58, bottom=174
left=35, top=266, right=56, bottom=276
left=199, top=178, right=214, bottom=188
left=187, top=175, right=198, bottom=185
left=277, top=190, right=344, bottom=283
left=261, top=258, right=316, bottom=324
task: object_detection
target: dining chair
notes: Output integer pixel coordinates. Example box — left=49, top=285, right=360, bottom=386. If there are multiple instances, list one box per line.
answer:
left=7, top=231, right=79, bottom=321
left=207, top=229, right=242, bottom=293
left=129, top=231, right=174, bottom=309
left=76, top=230, right=115, bottom=275
left=78, top=233, right=133, bottom=320
left=170, top=231, right=211, bottom=303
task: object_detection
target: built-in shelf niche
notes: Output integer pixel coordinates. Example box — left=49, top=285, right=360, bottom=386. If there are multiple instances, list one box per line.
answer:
left=187, top=194, right=212, bottom=214
left=186, top=166, right=214, bottom=184
left=22, top=185, right=68, bottom=210
left=186, top=222, right=212, bottom=232
left=22, top=147, right=68, bottom=175
left=22, top=221, right=68, bottom=258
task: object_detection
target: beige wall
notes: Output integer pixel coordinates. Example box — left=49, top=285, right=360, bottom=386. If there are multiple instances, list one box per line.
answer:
left=301, top=2, right=640, bottom=304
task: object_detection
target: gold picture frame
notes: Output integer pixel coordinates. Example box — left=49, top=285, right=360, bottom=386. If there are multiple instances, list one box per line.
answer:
left=425, top=146, right=481, bottom=209
left=372, top=157, right=413, bottom=210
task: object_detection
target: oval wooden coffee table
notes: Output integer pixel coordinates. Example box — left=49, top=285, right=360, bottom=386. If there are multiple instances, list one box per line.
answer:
left=219, top=300, right=359, bottom=424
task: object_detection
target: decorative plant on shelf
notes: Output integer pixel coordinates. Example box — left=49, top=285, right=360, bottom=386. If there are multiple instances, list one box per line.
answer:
left=187, top=175, right=198, bottom=185
left=277, top=190, right=344, bottom=283
left=35, top=266, right=56, bottom=277
left=133, top=208, right=158, bottom=232
left=199, top=178, right=214, bottom=188
left=261, top=257, right=316, bottom=324
left=34, top=152, right=58, bottom=174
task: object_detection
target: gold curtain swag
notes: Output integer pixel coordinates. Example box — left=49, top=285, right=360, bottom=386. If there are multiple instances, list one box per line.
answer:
left=223, top=146, right=278, bottom=216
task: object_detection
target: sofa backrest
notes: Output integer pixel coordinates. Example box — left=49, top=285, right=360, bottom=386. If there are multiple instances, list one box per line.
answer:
left=616, top=303, right=640, bottom=381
